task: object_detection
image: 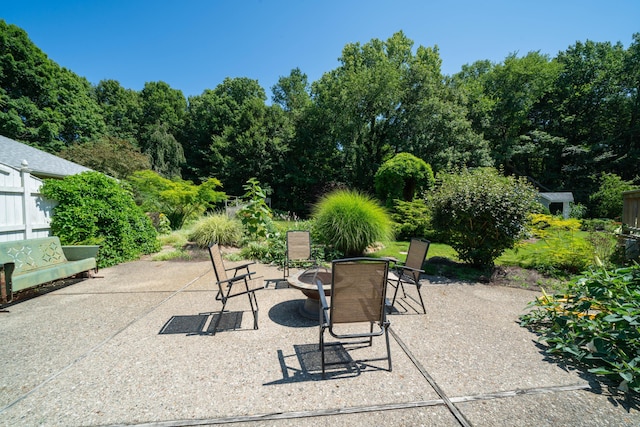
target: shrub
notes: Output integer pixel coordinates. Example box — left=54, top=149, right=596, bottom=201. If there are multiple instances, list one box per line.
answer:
left=581, top=218, right=619, bottom=233
left=529, top=214, right=582, bottom=239
left=525, top=232, right=594, bottom=276
left=391, top=199, right=434, bottom=241
left=311, top=189, right=394, bottom=257
left=526, top=214, right=597, bottom=275
left=374, top=153, right=435, bottom=207
left=521, top=264, right=640, bottom=393
left=430, top=167, right=537, bottom=268
left=188, top=214, right=244, bottom=248
left=569, top=202, right=588, bottom=219
left=41, top=171, right=159, bottom=268
left=128, top=170, right=227, bottom=230
left=589, top=173, right=636, bottom=219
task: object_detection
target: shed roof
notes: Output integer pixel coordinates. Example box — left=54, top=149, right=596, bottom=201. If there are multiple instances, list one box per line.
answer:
left=538, top=192, right=574, bottom=203
left=0, top=135, right=91, bottom=179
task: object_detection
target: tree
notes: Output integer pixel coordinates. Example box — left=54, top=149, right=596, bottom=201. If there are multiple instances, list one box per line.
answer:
left=271, top=67, right=311, bottom=114
left=374, top=152, right=435, bottom=207
left=311, top=31, right=490, bottom=192
left=182, top=77, right=286, bottom=197
left=452, top=52, right=562, bottom=184
left=141, top=123, right=185, bottom=178
left=138, top=81, right=186, bottom=177
left=93, top=79, right=141, bottom=143
left=59, top=136, right=150, bottom=179
left=0, top=20, right=105, bottom=151
left=550, top=40, right=629, bottom=200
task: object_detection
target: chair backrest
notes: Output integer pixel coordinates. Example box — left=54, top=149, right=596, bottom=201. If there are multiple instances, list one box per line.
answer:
left=208, top=243, right=228, bottom=285
left=286, top=230, right=312, bottom=261
left=404, top=238, right=430, bottom=281
left=329, top=258, right=389, bottom=325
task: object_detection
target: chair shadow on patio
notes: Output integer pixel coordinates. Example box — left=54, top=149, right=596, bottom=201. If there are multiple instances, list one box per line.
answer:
left=159, top=311, right=245, bottom=335
left=265, top=340, right=395, bottom=385
left=264, top=343, right=360, bottom=384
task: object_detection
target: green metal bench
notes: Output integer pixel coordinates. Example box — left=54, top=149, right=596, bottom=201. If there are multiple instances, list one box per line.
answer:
left=0, top=237, right=98, bottom=303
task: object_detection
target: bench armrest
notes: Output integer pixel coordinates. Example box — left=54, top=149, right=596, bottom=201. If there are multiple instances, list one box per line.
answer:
left=62, top=245, right=100, bottom=261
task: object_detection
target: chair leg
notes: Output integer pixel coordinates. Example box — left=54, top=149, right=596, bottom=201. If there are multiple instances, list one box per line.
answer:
left=320, top=326, right=326, bottom=378
left=390, top=278, right=402, bottom=312
left=384, top=326, right=392, bottom=372
left=212, top=298, right=228, bottom=335
left=369, top=322, right=374, bottom=346
left=244, top=280, right=259, bottom=330
left=416, top=284, right=427, bottom=314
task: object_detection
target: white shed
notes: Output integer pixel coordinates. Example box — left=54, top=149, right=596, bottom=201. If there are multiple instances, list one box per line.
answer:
left=538, top=192, right=574, bottom=219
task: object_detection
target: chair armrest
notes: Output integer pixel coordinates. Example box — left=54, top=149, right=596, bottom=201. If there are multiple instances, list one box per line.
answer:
left=218, top=272, right=264, bottom=285
left=316, top=279, right=330, bottom=324
left=218, top=272, right=253, bottom=285
left=397, top=265, right=424, bottom=274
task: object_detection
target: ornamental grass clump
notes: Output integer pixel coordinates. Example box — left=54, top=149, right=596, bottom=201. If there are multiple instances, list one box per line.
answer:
left=312, top=189, right=394, bottom=257
left=188, top=214, right=243, bottom=248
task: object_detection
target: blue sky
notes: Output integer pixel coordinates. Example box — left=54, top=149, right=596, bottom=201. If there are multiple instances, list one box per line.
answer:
left=3, top=0, right=639, bottom=99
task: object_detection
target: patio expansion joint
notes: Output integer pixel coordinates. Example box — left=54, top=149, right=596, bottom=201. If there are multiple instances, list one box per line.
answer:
left=388, top=326, right=592, bottom=427
left=91, top=384, right=593, bottom=427
left=0, top=268, right=211, bottom=416
left=389, top=326, right=473, bottom=427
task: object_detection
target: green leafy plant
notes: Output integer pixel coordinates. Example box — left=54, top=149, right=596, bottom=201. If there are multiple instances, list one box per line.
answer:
left=237, top=178, right=274, bottom=240
left=589, top=173, right=637, bottom=220
left=128, top=170, right=227, bottom=230
left=374, top=153, right=435, bottom=207
left=188, top=214, right=243, bottom=248
left=41, top=171, right=159, bottom=268
left=430, top=167, right=537, bottom=268
left=391, top=199, right=434, bottom=241
left=521, top=264, right=640, bottom=393
left=312, top=189, right=394, bottom=257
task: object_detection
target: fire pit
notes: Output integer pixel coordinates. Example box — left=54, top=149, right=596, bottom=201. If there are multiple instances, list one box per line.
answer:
left=287, top=267, right=332, bottom=319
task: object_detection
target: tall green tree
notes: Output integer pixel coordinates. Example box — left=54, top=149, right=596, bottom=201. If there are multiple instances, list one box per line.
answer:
left=622, top=34, right=640, bottom=175
left=183, top=77, right=286, bottom=197
left=93, top=79, right=141, bottom=144
left=550, top=39, right=630, bottom=200
left=140, top=123, right=185, bottom=178
left=59, top=136, right=150, bottom=179
left=452, top=52, right=562, bottom=185
left=137, top=81, right=186, bottom=177
left=0, top=20, right=105, bottom=151
left=311, top=31, right=490, bottom=192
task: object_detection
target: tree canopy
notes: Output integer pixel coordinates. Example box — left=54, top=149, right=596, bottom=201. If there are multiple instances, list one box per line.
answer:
left=1, top=20, right=639, bottom=217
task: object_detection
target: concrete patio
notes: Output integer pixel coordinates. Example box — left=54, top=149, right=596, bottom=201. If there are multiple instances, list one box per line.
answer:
left=0, top=257, right=638, bottom=426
